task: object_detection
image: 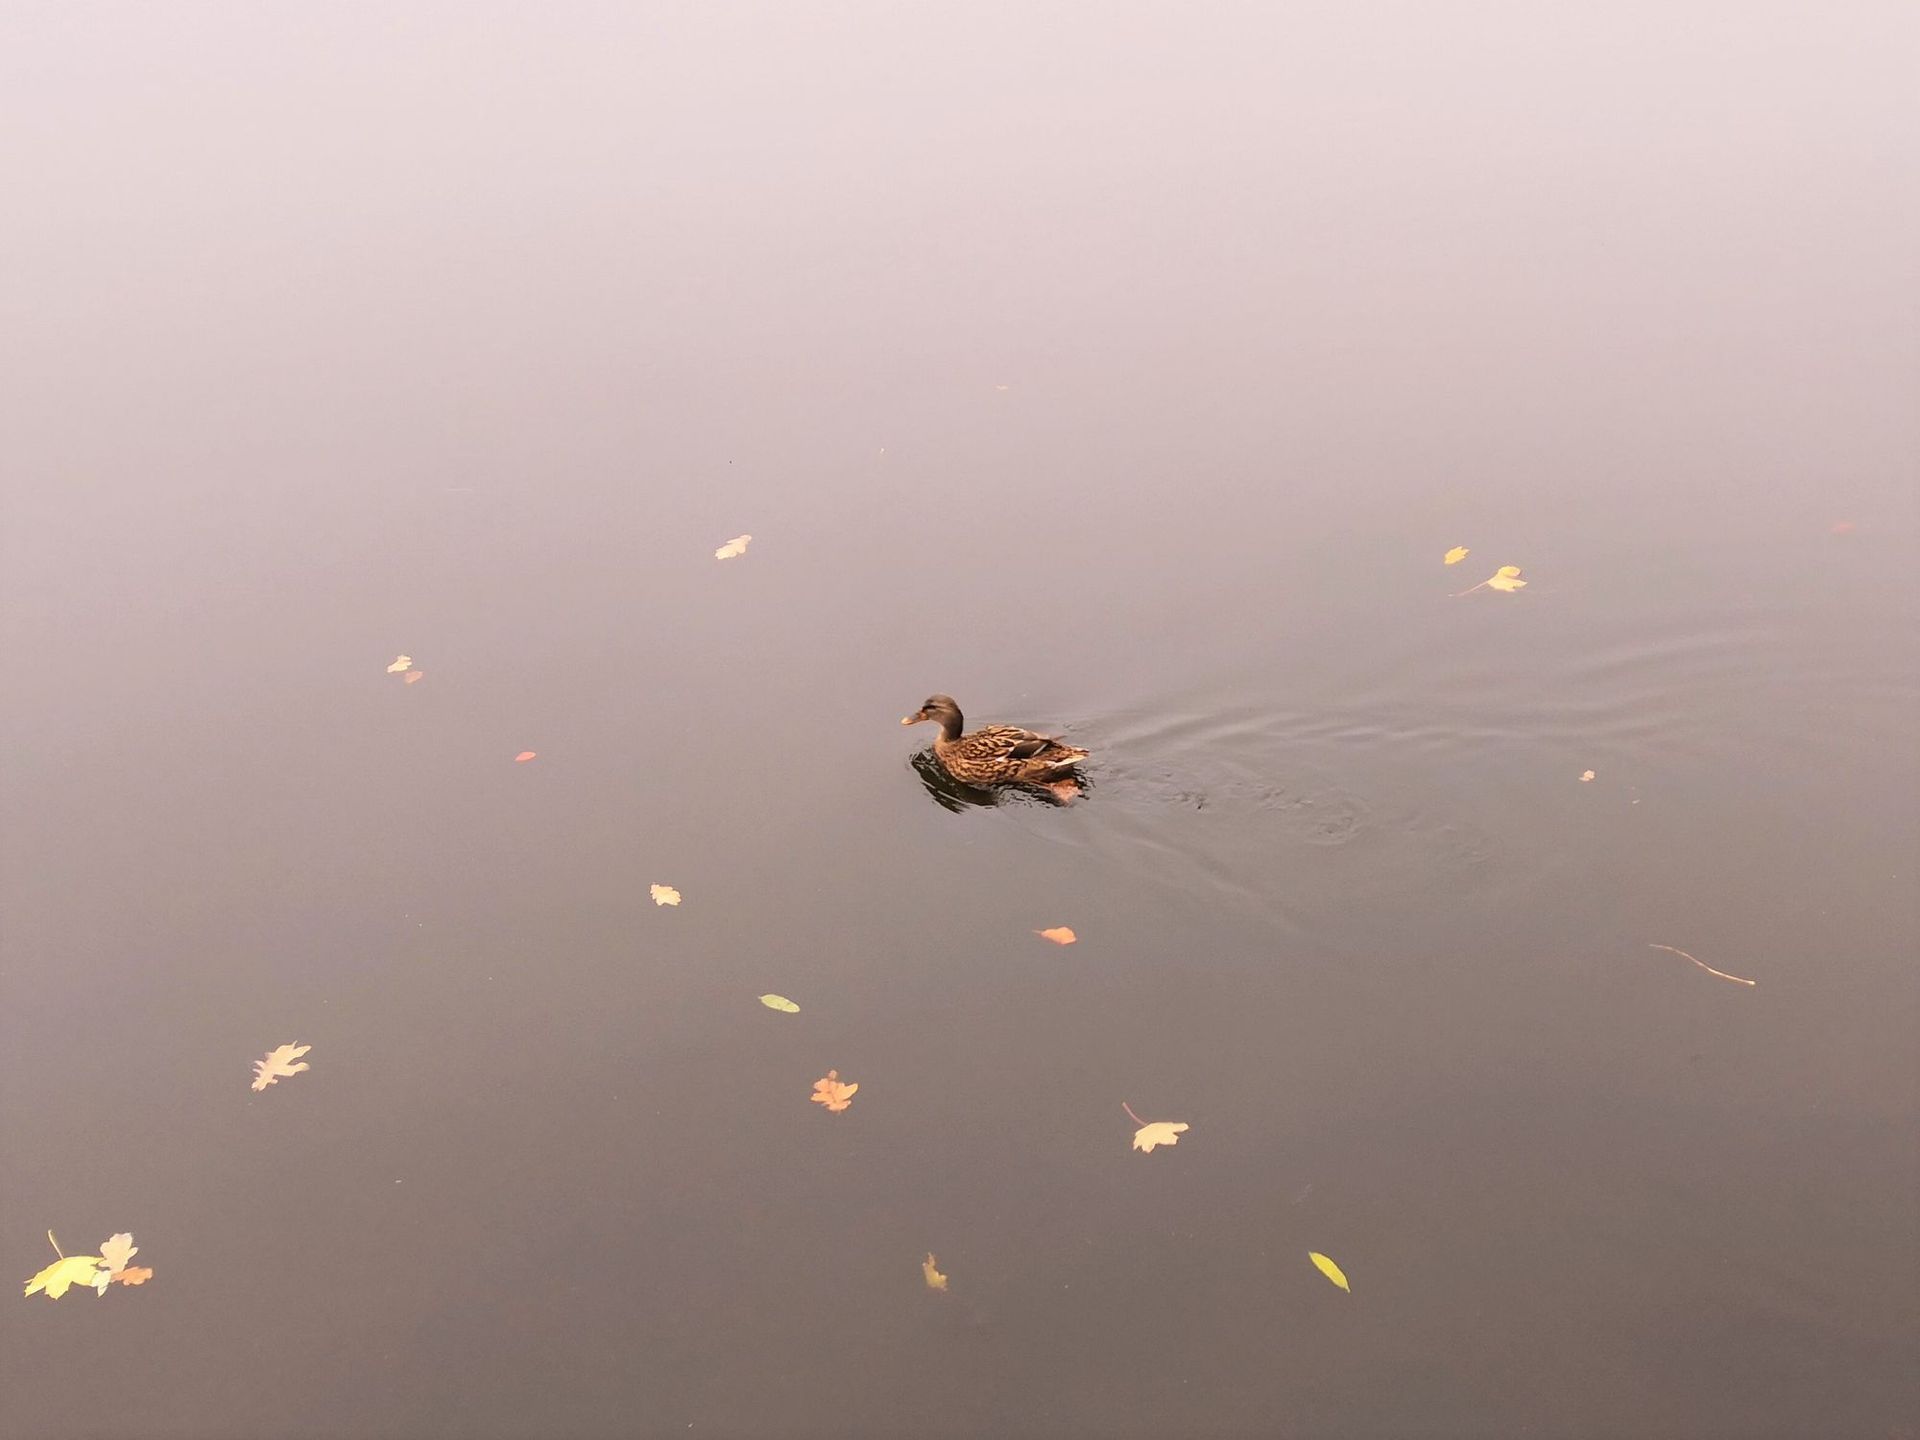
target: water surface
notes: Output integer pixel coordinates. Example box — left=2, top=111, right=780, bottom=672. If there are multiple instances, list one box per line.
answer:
left=3, top=5, right=1915, bottom=1438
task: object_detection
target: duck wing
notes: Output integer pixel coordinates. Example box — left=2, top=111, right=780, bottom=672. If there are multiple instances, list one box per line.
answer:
left=982, top=727, right=1089, bottom=770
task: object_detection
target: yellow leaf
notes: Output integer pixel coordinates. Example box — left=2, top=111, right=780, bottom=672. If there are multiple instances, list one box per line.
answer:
left=24, top=1255, right=104, bottom=1300
left=1309, top=1251, right=1350, bottom=1292
left=98, top=1234, right=138, bottom=1275
left=714, top=534, right=752, bottom=560
left=1036, top=927, right=1077, bottom=946
left=1485, top=565, right=1527, bottom=592
left=251, top=1042, right=311, bottom=1092
left=758, top=994, right=800, bottom=1013
left=1131, top=1121, right=1189, bottom=1153
left=650, top=884, right=682, bottom=907
left=1580, top=769, right=1596, bottom=782
left=385, top=655, right=412, bottom=673
left=922, top=1253, right=949, bottom=1291
left=811, top=1070, right=858, bottom=1112
left=1443, top=546, right=1469, bottom=565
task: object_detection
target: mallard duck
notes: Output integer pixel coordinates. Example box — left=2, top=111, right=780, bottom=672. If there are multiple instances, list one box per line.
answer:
left=901, top=694, right=1089, bottom=789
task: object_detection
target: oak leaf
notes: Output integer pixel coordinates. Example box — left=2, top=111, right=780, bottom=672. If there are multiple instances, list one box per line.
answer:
left=98, top=1234, right=138, bottom=1275
left=252, top=1042, right=311, bottom=1092
left=1036, top=927, right=1077, bottom=945
left=650, top=884, right=681, bottom=906
left=922, top=1253, right=948, bottom=1291
left=714, top=534, right=752, bottom=560
left=811, top=1070, right=858, bottom=1112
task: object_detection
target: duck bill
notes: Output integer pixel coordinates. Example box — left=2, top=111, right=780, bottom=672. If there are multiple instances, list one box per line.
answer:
left=901, top=714, right=923, bottom=726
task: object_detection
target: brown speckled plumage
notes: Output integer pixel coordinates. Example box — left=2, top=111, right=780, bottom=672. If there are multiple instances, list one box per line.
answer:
left=901, top=695, right=1089, bottom=788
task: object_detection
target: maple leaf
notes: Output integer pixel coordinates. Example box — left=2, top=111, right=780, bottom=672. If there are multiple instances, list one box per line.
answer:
left=650, top=884, right=682, bottom=906
left=1131, top=1121, right=1190, bottom=1153
left=1443, top=546, right=1469, bottom=565
left=385, top=655, right=412, bottom=673
left=922, top=1253, right=949, bottom=1291
left=1123, top=1101, right=1189, bottom=1152
left=111, top=1267, right=154, bottom=1286
left=811, top=1070, right=858, bottom=1112
left=98, top=1234, right=138, bottom=1275
left=23, top=1240, right=105, bottom=1301
left=1036, top=927, right=1077, bottom=945
left=252, top=1042, right=311, bottom=1092
left=714, top=534, right=752, bottom=560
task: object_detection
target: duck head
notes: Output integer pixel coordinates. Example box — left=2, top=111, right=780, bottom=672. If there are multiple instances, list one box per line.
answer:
left=901, top=694, right=964, bottom=740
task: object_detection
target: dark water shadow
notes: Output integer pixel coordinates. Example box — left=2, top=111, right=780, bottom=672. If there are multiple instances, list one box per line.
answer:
left=908, top=750, right=1091, bottom=812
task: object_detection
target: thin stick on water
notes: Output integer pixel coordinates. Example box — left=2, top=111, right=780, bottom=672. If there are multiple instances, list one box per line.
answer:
left=1649, top=943, right=1756, bottom=987
left=1121, top=1101, right=1149, bottom=1128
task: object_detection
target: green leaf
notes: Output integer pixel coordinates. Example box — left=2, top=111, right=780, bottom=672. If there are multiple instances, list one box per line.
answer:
left=758, top=994, right=800, bottom=1013
left=1308, top=1251, right=1350, bottom=1292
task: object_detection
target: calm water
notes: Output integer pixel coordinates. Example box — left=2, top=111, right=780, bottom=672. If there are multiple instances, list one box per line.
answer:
left=4, top=6, right=1916, bottom=1438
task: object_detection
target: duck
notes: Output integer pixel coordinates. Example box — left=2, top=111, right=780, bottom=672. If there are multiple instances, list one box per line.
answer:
left=901, top=694, right=1089, bottom=789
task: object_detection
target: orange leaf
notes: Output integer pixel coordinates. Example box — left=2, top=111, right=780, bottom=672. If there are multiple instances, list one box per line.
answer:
left=402, top=671, right=424, bottom=684
left=1036, top=927, right=1077, bottom=945
left=810, top=1069, right=859, bottom=1112
left=514, top=751, right=537, bottom=763
left=111, top=1266, right=153, bottom=1286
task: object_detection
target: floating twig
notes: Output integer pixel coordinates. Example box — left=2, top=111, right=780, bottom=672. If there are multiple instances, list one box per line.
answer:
left=1121, top=1101, right=1148, bottom=1128
left=1648, top=943, right=1755, bottom=987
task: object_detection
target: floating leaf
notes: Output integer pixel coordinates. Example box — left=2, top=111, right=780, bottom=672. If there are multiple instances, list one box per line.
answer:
left=402, top=671, right=424, bottom=684
left=1443, top=546, right=1470, bottom=565
left=98, top=1234, right=152, bottom=1288
left=385, top=655, right=412, bottom=674
left=922, top=1253, right=949, bottom=1291
left=650, top=884, right=682, bottom=907
left=714, top=534, right=752, bottom=560
left=811, top=1070, right=858, bottom=1112
left=98, top=1234, right=137, bottom=1275
left=514, top=751, right=538, bottom=763
left=251, top=1042, right=311, bottom=1092
left=1309, top=1251, right=1350, bottom=1292
left=758, top=994, right=800, bottom=1013
left=1454, top=564, right=1529, bottom=597
left=23, top=1255, right=104, bottom=1300
left=1131, top=1120, right=1190, bottom=1153
left=1036, top=927, right=1077, bottom=946
left=1580, top=769, right=1596, bottom=782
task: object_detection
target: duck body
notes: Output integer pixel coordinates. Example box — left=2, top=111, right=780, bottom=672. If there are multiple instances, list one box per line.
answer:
left=902, top=694, right=1089, bottom=789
